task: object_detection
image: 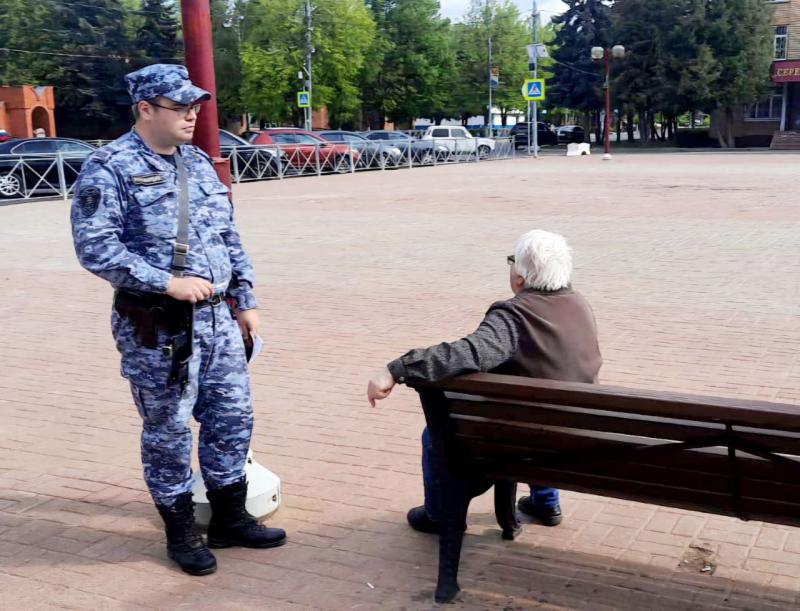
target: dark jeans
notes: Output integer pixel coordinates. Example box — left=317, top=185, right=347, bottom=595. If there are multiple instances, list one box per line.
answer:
left=421, top=427, right=560, bottom=520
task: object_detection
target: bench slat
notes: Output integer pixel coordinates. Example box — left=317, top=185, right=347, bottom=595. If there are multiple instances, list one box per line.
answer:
left=452, top=421, right=800, bottom=480
left=450, top=399, right=800, bottom=456
left=454, top=438, right=800, bottom=503
left=482, top=463, right=800, bottom=528
left=410, top=374, right=800, bottom=431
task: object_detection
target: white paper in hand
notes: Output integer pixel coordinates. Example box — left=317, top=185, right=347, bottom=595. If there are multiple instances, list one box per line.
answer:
left=248, top=333, right=263, bottom=364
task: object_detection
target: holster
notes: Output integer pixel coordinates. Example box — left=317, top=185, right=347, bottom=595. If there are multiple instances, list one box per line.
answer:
left=114, top=290, right=194, bottom=388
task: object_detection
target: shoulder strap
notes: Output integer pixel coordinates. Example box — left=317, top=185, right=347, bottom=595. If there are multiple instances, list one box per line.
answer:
left=171, top=149, right=190, bottom=278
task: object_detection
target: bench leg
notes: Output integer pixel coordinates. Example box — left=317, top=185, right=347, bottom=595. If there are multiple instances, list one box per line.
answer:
left=494, top=480, right=522, bottom=540
left=435, top=479, right=471, bottom=604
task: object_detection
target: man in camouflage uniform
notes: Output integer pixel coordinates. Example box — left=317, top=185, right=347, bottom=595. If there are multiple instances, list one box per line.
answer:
left=71, top=64, right=286, bottom=576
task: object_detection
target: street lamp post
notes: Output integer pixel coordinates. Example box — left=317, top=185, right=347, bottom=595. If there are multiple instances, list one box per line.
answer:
left=591, top=44, right=625, bottom=160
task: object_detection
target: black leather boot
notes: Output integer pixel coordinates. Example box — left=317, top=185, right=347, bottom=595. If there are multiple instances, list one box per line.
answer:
left=517, top=496, right=563, bottom=526
left=155, top=493, right=217, bottom=576
left=407, top=506, right=467, bottom=535
left=206, top=478, right=287, bottom=549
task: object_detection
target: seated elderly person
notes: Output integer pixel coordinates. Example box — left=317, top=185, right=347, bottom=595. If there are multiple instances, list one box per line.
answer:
left=367, top=229, right=602, bottom=533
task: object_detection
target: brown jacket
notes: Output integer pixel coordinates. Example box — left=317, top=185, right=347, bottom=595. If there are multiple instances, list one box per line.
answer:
left=388, top=287, right=602, bottom=385
left=489, top=288, right=602, bottom=383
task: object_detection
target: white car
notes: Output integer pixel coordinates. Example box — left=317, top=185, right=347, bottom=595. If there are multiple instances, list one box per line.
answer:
left=421, top=125, right=495, bottom=159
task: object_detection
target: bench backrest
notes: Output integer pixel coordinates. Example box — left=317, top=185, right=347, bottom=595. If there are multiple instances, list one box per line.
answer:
left=411, top=374, right=800, bottom=527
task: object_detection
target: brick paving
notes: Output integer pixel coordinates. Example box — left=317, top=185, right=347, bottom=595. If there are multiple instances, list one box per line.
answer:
left=1, top=152, right=799, bottom=609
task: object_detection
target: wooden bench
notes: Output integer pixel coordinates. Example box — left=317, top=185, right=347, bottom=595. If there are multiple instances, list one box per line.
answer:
left=408, top=373, right=800, bottom=603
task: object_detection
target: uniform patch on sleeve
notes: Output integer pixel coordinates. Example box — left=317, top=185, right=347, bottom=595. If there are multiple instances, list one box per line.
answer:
left=77, top=186, right=102, bottom=217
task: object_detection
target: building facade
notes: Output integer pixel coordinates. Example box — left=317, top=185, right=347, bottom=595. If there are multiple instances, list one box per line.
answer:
left=0, top=86, right=56, bottom=139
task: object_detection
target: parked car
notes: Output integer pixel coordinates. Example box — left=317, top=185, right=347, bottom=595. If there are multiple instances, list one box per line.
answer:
left=510, top=122, right=557, bottom=148
left=362, top=130, right=449, bottom=165
left=317, top=130, right=403, bottom=169
left=250, top=128, right=360, bottom=173
left=556, top=125, right=585, bottom=144
left=241, top=129, right=264, bottom=143
left=0, top=137, right=96, bottom=199
left=219, top=129, right=289, bottom=178
left=420, top=125, right=495, bottom=159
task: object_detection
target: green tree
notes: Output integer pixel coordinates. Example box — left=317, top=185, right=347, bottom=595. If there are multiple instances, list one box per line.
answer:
left=612, top=0, right=773, bottom=146
left=703, top=0, right=773, bottom=147
left=35, top=1, right=138, bottom=137
left=242, top=0, right=374, bottom=127
left=486, top=1, right=530, bottom=126
left=312, top=0, right=375, bottom=127
left=361, top=0, right=451, bottom=128
left=449, top=1, right=530, bottom=128
left=135, top=0, right=182, bottom=64
left=0, top=0, right=58, bottom=86
left=211, top=0, right=247, bottom=128
left=611, top=0, right=673, bottom=142
left=548, top=0, right=611, bottom=140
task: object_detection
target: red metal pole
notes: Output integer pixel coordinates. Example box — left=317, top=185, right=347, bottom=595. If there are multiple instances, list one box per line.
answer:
left=180, top=0, right=232, bottom=188
left=604, top=50, right=611, bottom=156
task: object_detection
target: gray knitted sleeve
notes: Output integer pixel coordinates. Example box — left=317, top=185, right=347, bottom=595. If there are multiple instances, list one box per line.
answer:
left=387, top=308, right=519, bottom=384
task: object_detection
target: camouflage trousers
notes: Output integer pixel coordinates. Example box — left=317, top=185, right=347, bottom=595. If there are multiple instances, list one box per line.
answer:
left=113, top=302, right=253, bottom=506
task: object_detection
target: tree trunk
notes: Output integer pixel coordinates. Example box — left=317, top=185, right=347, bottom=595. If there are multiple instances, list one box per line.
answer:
left=594, top=108, right=602, bottom=145
left=649, top=114, right=657, bottom=142
left=639, top=109, right=649, bottom=144
left=582, top=112, right=592, bottom=144
left=626, top=109, right=635, bottom=142
left=500, top=109, right=508, bottom=126
left=715, top=106, right=729, bottom=148
left=726, top=107, right=735, bottom=148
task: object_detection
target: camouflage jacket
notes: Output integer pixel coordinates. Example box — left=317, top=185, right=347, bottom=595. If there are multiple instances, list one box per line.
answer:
left=70, top=129, right=257, bottom=310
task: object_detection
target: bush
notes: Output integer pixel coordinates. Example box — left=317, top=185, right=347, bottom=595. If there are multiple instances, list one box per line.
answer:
left=734, top=134, right=773, bottom=148
left=675, top=129, right=717, bottom=148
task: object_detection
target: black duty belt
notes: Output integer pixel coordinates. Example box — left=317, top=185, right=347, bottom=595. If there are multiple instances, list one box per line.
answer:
left=196, top=293, right=226, bottom=309
left=114, top=290, right=225, bottom=310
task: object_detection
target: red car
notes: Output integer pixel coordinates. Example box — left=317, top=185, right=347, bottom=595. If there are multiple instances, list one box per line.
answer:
left=250, top=128, right=360, bottom=174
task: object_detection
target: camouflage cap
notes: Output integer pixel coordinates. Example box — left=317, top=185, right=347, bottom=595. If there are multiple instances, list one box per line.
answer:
left=125, top=64, right=211, bottom=105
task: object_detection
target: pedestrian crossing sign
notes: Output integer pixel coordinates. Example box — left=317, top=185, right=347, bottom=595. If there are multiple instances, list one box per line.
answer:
left=522, top=79, right=546, bottom=102
left=297, top=91, right=311, bottom=108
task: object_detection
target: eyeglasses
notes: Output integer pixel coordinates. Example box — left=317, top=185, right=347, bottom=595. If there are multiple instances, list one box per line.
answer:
left=148, top=101, right=202, bottom=118
left=507, top=255, right=515, bottom=265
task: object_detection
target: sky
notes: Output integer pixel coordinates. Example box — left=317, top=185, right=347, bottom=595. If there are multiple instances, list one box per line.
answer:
left=439, top=0, right=567, bottom=24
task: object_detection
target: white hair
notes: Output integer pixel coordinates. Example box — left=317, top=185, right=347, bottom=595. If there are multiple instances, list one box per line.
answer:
left=513, top=230, right=573, bottom=291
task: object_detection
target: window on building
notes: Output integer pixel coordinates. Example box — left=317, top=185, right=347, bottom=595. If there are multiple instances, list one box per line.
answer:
left=745, top=86, right=784, bottom=120
left=775, top=25, right=788, bottom=60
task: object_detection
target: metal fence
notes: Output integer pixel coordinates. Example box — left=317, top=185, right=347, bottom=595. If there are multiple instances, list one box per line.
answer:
left=0, top=136, right=516, bottom=203
left=0, top=153, right=89, bottom=203
left=224, top=137, right=515, bottom=183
